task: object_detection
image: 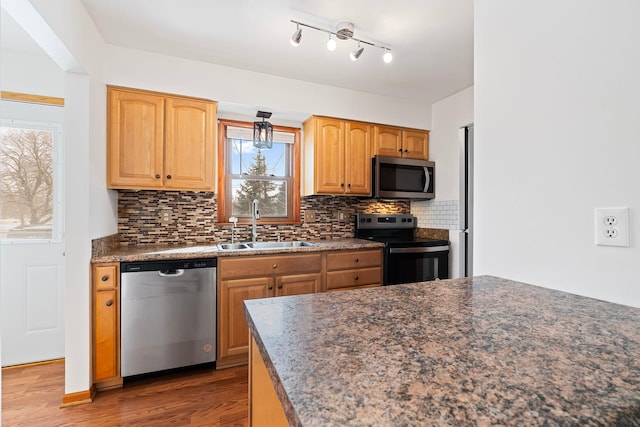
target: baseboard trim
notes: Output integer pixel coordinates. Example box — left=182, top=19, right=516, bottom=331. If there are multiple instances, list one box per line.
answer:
left=60, top=385, right=96, bottom=408
left=2, top=358, right=64, bottom=370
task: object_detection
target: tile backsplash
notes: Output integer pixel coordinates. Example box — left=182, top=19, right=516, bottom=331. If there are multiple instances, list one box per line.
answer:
left=411, top=199, right=460, bottom=230
left=118, top=191, right=410, bottom=246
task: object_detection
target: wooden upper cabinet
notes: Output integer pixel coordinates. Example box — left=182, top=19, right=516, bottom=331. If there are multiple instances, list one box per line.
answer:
left=303, top=116, right=372, bottom=196
left=345, top=121, right=372, bottom=195
left=107, top=86, right=217, bottom=191
left=314, top=118, right=345, bottom=194
left=164, top=97, right=215, bottom=190
left=373, top=126, right=403, bottom=157
left=402, top=129, right=429, bottom=160
left=107, top=89, right=164, bottom=189
left=374, top=125, right=429, bottom=160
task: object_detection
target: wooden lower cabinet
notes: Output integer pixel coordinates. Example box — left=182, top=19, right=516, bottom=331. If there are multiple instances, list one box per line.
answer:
left=92, top=262, right=122, bottom=390
left=218, top=277, right=272, bottom=368
left=249, top=337, right=289, bottom=427
left=325, top=249, right=383, bottom=291
left=217, top=254, right=322, bottom=368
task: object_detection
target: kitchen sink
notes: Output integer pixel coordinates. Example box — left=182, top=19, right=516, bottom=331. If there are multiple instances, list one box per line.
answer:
left=216, top=241, right=315, bottom=250
left=217, top=243, right=250, bottom=250
left=247, top=241, right=315, bottom=249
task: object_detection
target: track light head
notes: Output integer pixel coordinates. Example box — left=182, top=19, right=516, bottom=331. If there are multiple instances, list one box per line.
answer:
left=350, top=43, right=364, bottom=61
left=290, top=25, right=302, bottom=47
left=383, top=50, right=393, bottom=64
left=327, top=34, right=337, bottom=51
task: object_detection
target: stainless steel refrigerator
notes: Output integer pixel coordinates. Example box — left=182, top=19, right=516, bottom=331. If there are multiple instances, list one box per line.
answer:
left=456, top=124, right=473, bottom=277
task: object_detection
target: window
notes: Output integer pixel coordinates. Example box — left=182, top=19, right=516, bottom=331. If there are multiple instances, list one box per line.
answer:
left=217, top=119, right=300, bottom=224
left=0, top=118, right=63, bottom=243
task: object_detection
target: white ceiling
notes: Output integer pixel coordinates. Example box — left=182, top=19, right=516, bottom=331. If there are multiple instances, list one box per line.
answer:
left=79, top=0, right=474, bottom=106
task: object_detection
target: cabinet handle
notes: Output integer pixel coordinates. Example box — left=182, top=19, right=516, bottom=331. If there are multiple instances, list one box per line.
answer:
left=105, top=300, right=113, bottom=307
left=355, top=258, right=359, bottom=263
left=155, top=174, right=161, bottom=179
left=354, top=276, right=359, bottom=281
left=166, top=175, right=172, bottom=179
left=101, top=275, right=109, bottom=281
left=272, top=264, right=277, bottom=269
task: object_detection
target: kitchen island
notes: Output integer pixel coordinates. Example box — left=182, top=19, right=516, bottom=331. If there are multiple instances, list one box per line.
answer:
left=244, top=275, right=640, bottom=426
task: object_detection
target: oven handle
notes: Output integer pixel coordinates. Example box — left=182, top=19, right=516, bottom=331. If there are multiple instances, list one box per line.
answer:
left=388, top=246, right=449, bottom=254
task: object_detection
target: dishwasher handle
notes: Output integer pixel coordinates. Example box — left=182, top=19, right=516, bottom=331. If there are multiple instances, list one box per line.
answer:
left=158, top=269, right=185, bottom=277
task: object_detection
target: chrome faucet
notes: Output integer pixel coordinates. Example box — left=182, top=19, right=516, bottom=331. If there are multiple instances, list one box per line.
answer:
left=251, top=199, right=260, bottom=242
left=229, top=216, right=238, bottom=243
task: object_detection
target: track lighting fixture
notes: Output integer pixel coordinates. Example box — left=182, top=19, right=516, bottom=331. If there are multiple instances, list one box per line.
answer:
left=326, top=34, right=337, bottom=51
left=350, top=42, right=364, bottom=61
left=289, top=20, right=392, bottom=64
left=383, top=49, right=393, bottom=64
left=290, top=23, right=302, bottom=47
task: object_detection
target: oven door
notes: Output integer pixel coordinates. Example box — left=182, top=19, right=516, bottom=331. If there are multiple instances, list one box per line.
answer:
left=384, top=246, right=449, bottom=285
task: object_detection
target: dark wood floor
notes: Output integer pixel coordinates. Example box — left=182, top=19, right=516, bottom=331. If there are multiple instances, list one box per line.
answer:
left=2, top=360, right=249, bottom=426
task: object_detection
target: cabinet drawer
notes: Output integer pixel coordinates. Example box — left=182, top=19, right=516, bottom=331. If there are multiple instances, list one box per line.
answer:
left=219, top=254, right=322, bottom=279
left=326, top=267, right=382, bottom=290
left=93, top=264, right=118, bottom=291
left=326, top=250, right=381, bottom=271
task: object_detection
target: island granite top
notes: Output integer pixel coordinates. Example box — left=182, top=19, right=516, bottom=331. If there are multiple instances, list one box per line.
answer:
left=244, top=275, right=640, bottom=426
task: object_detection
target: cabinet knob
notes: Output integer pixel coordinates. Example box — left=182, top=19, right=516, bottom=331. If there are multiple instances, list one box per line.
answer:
left=347, top=183, right=351, bottom=188
left=340, top=183, right=344, bottom=187
left=355, top=258, right=359, bottom=263
left=166, top=175, right=172, bottom=179
left=268, top=285, right=273, bottom=290
left=155, top=174, right=161, bottom=179
left=101, top=275, right=109, bottom=281
left=404, top=149, right=408, bottom=153
left=272, top=264, right=277, bottom=269
left=278, top=284, right=283, bottom=289
left=105, top=300, right=113, bottom=307
left=398, top=148, right=403, bottom=152
left=354, top=276, right=359, bottom=281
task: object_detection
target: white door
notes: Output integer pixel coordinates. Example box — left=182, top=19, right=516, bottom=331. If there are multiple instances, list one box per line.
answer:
left=1, top=99, right=65, bottom=366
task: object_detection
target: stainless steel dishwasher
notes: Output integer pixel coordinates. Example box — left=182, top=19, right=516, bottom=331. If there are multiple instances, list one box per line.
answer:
left=120, top=258, right=216, bottom=377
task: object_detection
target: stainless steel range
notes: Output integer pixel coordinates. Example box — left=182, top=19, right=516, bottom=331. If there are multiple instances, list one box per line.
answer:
left=355, top=213, right=450, bottom=285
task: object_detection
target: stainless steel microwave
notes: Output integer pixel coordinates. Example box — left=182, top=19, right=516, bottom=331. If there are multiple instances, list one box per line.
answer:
left=372, top=156, right=435, bottom=200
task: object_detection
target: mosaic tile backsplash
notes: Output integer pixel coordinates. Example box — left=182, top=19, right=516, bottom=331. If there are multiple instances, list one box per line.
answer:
left=118, top=191, right=410, bottom=246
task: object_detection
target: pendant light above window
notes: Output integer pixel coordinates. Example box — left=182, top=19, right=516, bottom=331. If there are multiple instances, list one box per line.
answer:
left=253, top=111, right=273, bottom=149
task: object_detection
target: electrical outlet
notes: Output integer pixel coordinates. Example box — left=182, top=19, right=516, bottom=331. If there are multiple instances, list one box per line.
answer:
left=334, top=211, right=347, bottom=222
left=304, top=210, right=317, bottom=223
left=595, top=207, right=629, bottom=247
left=160, top=209, right=172, bottom=224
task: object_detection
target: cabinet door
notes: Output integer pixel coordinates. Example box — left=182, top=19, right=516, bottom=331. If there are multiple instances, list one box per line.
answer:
left=276, top=273, right=321, bottom=296
left=107, top=89, right=164, bottom=189
left=374, top=125, right=402, bottom=158
left=345, top=122, right=372, bottom=196
left=218, top=277, right=272, bottom=367
left=314, top=118, right=345, bottom=194
left=402, top=130, right=429, bottom=160
left=94, top=290, right=118, bottom=382
left=164, top=97, right=216, bottom=191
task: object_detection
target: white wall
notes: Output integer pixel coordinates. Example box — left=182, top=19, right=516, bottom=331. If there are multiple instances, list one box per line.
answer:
left=475, top=0, right=640, bottom=307
left=105, top=46, right=432, bottom=130
left=429, top=87, right=474, bottom=201
left=0, top=48, right=64, bottom=96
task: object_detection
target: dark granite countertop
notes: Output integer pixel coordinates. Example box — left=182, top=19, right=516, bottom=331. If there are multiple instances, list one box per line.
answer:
left=244, top=275, right=640, bottom=426
left=91, top=238, right=383, bottom=263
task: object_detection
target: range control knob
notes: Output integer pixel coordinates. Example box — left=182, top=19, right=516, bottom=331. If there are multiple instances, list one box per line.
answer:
left=401, top=218, right=407, bottom=222
left=366, top=218, right=372, bottom=223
